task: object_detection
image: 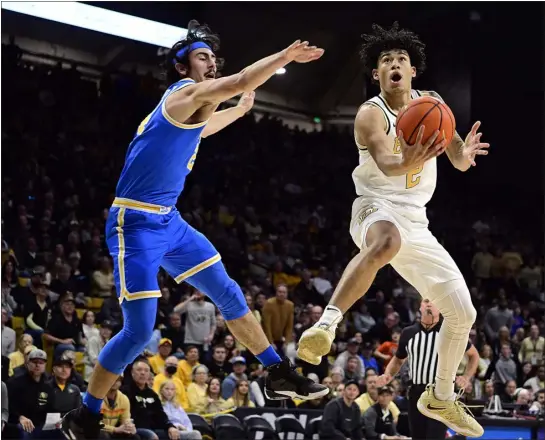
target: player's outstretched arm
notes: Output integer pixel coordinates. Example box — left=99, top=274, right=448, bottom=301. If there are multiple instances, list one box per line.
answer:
left=166, top=41, right=323, bottom=126
left=356, top=105, right=444, bottom=177
left=201, top=92, right=255, bottom=138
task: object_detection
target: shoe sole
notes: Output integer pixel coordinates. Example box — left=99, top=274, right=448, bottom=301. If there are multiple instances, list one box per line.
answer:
left=417, top=400, right=484, bottom=438
left=297, top=328, right=332, bottom=365
left=265, top=387, right=330, bottom=401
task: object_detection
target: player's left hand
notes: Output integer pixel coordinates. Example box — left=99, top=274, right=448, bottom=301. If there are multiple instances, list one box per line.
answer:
left=237, top=91, right=255, bottom=113
left=168, top=426, right=180, bottom=440
left=455, top=375, right=471, bottom=390
left=463, top=121, right=490, bottom=166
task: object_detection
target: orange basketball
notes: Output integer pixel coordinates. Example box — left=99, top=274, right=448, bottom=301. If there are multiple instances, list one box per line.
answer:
left=396, top=96, right=456, bottom=147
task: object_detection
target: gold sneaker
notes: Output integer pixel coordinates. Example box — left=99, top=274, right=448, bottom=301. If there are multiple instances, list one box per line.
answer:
left=297, top=322, right=336, bottom=365
left=417, top=384, right=484, bottom=438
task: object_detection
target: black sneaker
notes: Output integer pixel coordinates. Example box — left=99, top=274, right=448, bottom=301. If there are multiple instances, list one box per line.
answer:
left=60, top=406, right=103, bottom=440
left=265, top=357, right=330, bottom=400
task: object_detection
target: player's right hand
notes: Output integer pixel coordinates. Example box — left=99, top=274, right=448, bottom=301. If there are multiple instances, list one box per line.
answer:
left=376, top=373, right=393, bottom=387
left=398, top=126, right=447, bottom=169
left=282, top=40, right=324, bottom=64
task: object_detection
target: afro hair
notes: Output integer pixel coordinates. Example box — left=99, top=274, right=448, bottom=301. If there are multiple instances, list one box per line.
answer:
left=359, top=22, right=426, bottom=79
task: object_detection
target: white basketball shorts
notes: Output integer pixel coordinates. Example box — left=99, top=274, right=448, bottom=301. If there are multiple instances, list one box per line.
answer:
left=349, top=197, right=464, bottom=298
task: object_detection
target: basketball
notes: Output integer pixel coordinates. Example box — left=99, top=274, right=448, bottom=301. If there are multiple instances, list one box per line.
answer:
left=396, top=96, right=456, bottom=147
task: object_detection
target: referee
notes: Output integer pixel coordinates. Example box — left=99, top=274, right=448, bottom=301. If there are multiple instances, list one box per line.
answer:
left=377, top=299, right=480, bottom=440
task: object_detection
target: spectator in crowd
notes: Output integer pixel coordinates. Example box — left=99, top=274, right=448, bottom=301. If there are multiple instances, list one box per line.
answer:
left=149, top=338, right=173, bottom=376
left=370, top=312, right=400, bottom=343
left=353, top=302, right=377, bottom=335
left=518, top=325, right=544, bottom=366
left=245, top=293, right=261, bottom=325
left=11, top=345, right=39, bottom=378
left=122, top=360, right=179, bottom=440
left=49, top=357, right=81, bottom=415
left=344, top=356, right=364, bottom=382
left=44, top=293, right=85, bottom=358
left=501, top=380, right=518, bottom=403
left=471, top=243, right=494, bottom=282
left=98, top=289, right=123, bottom=331
left=525, top=365, right=545, bottom=393
left=173, top=290, right=216, bottom=358
left=330, top=367, right=344, bottom=390
left=494, top=344, right=518, bottom=384
left=360, top=342, right=380, bottom=372
left=23, top=281, right=50, bottom=347
left=221, top=334, right=238, bottom=360
left=261, top=283, right=294, bottom=353
left=7, top=349, right=57, bottom=439
left=355, top=374, right=400, bottom=422
left=161, top=313, right=185, bottom=358
left=159, top=381, right=202, bottom=439
left=92, top=256, right=115, bottom=297
left=529, top=388, right=545, bottom=415
left=59, top=350, right=87, bottom=392
left=100, top=375, right=138, bottom=439
left=205, top=345, right=231, bottom=381
left=224, top=380, right=255, bottom=409
left=374, top=328, right=401, bottom=369
left=484, top=297, right=514, bottom=343
left=320, top=379, right=363, bottom=440
left=187, top=365, right=209, bottom=413
left=153, top=356, right=189, bottom=411
left=81, top=311, right=100, bottom=341
left=176, top=346, right=200, bottom=389
left=1, top=308, right=16, bottom=356
left=8, top=334, right=33, bottom=375
left=334, top=338, right=365, bottom=376
left=201, top=377, right=227, bottom=417
left=363, top=386, right=407, bottom=440
left=84, top=320, right=113, bottom=381
left=221, top=356, right=249, bottom=400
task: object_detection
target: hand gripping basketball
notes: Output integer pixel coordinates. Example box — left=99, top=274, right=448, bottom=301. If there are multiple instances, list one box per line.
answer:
left=398, top=126, right=447, bottom=170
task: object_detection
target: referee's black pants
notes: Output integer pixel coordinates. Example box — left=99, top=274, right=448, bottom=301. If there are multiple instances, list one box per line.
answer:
left=408, top=384, right=448, bottom=440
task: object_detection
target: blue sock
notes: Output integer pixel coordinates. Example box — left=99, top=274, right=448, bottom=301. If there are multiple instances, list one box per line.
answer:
left=83, top=392, right=103, bottom=414
left=256, top=345, right=282, bottom=367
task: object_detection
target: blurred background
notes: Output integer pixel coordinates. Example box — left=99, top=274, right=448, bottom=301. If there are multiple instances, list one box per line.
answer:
left=1, top=2, right=544, bottom=440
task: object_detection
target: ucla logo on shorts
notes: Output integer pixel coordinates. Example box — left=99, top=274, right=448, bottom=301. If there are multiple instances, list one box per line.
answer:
left=159, top=206, right=171, bottom=214
left=358, top=207, right=378, bottom=225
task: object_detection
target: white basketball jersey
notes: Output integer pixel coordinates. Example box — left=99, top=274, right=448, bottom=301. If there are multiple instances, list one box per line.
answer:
left=352, top=90, right=437, bottom=208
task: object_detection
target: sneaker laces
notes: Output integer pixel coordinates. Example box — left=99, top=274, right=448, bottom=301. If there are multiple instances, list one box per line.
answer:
left=452, top=387, right=479, bottom=424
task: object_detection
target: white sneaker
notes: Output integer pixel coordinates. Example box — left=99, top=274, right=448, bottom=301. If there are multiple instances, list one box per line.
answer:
left=297, top=321, right=338, bottom=365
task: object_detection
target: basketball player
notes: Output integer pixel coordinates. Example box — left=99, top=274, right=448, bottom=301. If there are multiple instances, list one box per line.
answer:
left=297, top=23, right=489, bottom=437
left=61, top=21, right=328, bottom=440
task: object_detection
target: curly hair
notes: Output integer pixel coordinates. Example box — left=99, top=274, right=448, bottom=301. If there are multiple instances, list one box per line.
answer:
left=162, top=19, right=224, bottom=85
left=359, top=22, right=426, bottom=79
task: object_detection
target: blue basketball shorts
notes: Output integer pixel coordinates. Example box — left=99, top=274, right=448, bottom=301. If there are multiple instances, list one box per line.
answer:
left=105, top=197, right=248, bottom=320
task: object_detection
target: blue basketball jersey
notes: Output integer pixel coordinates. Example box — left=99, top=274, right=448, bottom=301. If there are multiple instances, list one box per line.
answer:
left=115, top=78, right=205, bottom=207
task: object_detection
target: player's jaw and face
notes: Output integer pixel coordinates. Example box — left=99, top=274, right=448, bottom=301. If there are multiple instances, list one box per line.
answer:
left=186, top=48, right=217, bottom=82
left=373, top=49, right=416, bottom=94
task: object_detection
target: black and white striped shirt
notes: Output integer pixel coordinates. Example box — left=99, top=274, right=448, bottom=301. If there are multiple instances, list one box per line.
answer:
left=396, top=321, right=471, bottom=386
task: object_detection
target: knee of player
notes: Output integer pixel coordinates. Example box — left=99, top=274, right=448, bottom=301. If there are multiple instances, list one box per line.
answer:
left=366, top=232, right=400, bottom=267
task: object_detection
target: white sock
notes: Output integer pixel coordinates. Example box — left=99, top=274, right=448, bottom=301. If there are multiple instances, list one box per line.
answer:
left=318, top=305, right=343, bottom=327
left=430, top=285, right=477, bottom=401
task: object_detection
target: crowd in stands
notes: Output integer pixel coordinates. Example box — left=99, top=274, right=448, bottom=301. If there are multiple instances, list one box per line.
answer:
left=1, top=40, right=544, bottom=439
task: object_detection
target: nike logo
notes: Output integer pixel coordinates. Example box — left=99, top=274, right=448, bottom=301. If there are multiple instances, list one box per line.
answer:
left=426, top=404, right=445, bottom=411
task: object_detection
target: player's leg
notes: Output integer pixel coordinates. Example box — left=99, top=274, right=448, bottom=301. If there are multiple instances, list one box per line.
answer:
left=297, top=212, right=402, bottom=365
left=161, top=216, right=328, bottom=400
left=388, top=226, right=482, bottom=437
left=61, top=208, right=165, bottom=440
